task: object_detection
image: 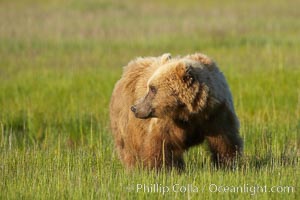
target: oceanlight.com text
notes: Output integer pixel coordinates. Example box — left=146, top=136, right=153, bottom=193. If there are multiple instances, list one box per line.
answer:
left=127, top=183, right=295, bottom=196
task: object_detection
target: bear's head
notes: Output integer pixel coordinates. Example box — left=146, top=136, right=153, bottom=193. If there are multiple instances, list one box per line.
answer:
left=131, top=60, right=209, bottom=121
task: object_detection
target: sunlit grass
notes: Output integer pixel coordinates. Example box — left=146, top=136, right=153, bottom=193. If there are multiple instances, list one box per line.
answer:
left=0, top=0, right=299, bottom=199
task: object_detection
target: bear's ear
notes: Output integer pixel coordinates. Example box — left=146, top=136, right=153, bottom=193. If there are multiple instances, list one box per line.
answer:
left=176, top=63, right=195, bottom=86
left=161, top=53, right=172, bottom=64
left=183, top=65, right=195, bottom=86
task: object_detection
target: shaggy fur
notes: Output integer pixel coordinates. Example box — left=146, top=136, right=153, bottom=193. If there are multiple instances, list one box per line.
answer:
left=109, top=53, right=243, bottom=170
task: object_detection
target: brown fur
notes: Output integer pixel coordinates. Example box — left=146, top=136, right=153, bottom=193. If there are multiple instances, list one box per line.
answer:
left=110, top=53, right=243, bottom=171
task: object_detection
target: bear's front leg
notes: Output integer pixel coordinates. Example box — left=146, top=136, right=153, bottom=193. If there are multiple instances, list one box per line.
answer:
left=140, top=133, right=185, bottom=171
left=204, top=102, right=243, bottom=167
left=206, top=133, right=243, bottom=167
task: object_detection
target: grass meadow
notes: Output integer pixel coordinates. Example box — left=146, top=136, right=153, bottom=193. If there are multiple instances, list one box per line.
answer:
left=0, top=0, right=299, bottom=199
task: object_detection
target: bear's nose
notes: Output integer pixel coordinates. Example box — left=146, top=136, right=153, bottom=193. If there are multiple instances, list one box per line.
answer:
left=131, top=105, right=137, bottom=113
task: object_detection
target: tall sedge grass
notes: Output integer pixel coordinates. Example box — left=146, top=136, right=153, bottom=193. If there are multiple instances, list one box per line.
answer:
left=0, top=0, right=299, bottom=199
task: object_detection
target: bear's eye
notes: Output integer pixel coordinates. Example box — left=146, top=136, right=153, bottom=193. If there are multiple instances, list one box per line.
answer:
left=149, top=85, right=157, bottom=94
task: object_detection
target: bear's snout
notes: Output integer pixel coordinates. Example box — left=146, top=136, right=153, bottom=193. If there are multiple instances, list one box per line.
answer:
left=131, top=103, right=154, bottom=119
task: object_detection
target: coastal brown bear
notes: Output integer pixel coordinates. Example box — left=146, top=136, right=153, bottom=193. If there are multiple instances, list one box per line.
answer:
left=109, top=53, right=243, bottom=170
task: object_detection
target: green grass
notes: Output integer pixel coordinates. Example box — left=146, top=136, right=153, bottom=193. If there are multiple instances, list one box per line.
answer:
left=0, top=0, right=299, bottom=199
